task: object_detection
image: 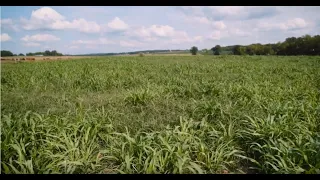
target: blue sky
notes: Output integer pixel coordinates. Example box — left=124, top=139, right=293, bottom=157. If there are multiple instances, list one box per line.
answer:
left=1, top=6, right=320, bottom=55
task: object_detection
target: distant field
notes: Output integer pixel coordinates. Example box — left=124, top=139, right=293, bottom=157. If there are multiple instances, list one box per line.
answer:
left=1, top=55, right=320, bottom=174
left=1, top=56, right=98, bottom=63
left=1, top=54, right=193, bottom=62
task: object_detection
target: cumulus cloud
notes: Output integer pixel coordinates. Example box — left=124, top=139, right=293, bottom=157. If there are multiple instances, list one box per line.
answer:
left=20, top=7, right=133, bottom=33
left=72, top=38, right=114, bottom=46
left=20, top=7, right=102, bottom=33
left=128, top=25, right=183, bottom=38
left=0, top=18, right=20, bottom=31
left=208, top=31, right=222, bottom=40
left=126, top=24, right=203, bottom=45
left=186, top=16, right=211, bottom=25
left=20, top=7, right=64, bottom=30
left=31, top=7, right=65, bottom=21
left=280, top=18, right=308, bottom=30
left=1, top=33, right=12, bottom=42
left=212, top=21, right=227, bottom=30
left=185, top=16, right=227, bottom=30
left=258, top=18, right=309, bottom=31
left=107, top=17, right=129, bottom=31
left=51, top=19, right=101, bottom=33
left=148, top=25, right=177, bottom=37
left=21, top=34, right=60, bottom=42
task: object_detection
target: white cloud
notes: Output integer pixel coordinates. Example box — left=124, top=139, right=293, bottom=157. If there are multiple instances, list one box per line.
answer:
left=72, top=38, right=114, bottom=46
left=1, top=19, right=13, bottom=25
left=148, top=25, right=176, bottom=37
left=208, top=31, right=222, bottom=40
left=20, top=7, right=102, bottom=33
left=186, top=16, right=211, bottom=25
left=20, top=7, right=65, bottom=30
left=128, top=24, right=187, bottom=39
left=184, top=16, right=226, bottom=30
left=107, top=17, right=129, bottom=31
left=207, top=28, right=250, bottom=41
left=126, top=24, right=203, bottom=45
left=212, top=21, right=227, bottom=30
left=208, top=6, right=245, bottom=17
left=30, top=7, right=65, bottom=22
left=124, top=26, right=151, bottom=39
left=1, top=33, right=12, bottom=42
left=258, top=18, right=309, bottom=31
left=51, top=19, right=101, bottom=33
left=0, top=18, right=19, bottom=31
left=21, top=34, right=60, bottom=42
left=22, top=42, right=41, bottom=47
left=281, top=18, right=308, bottom=30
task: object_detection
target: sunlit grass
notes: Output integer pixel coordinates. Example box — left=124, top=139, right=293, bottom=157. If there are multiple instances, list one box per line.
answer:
left=1, top=55, right=320, bottom=174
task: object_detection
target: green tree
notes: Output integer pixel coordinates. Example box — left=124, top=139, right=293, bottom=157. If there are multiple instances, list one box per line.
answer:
left=44, top=50, right=51, bottom=56
left=190, top=46, right=198, bottom=55
left=51, top=50, right=58, bottom=56
left=211, top=45, right=222, bottom=55
left=18, top=53, right=25, bottom=56
left=1, top=50, right=14, bottom=57
left=246, top=45, right=255, bottom=55
left=233, top=45, right=246, bottom=55
left=201, top=49, right=209, bottom=55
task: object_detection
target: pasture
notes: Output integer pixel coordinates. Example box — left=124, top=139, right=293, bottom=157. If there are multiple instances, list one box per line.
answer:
left=1, top=55, right=320, bottom=174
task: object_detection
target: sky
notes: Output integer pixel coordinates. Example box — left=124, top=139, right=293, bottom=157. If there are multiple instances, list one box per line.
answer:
left=1, top=6, right=320, bottom=55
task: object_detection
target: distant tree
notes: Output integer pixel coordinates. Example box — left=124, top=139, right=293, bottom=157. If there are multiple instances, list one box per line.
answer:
left=18, top=53, right=25, bottom=56
left=246, top=45, right=255, bottom=55
left=190, top=46, right=198, bottom=55
left=201, top=49, right=208, bottom=54
left=44, top=50, right=51, bottom=56
left=51, top=50, right=58, bottom=56
left=263, top=45, right=274, bottom=55
left=233, top=45, right=242, bottom=55
left=1, top=50, right=14, bottom=57
left=211, top=45, right=222, bottom=55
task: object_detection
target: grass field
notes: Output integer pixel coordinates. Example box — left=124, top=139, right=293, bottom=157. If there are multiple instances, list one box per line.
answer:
left=1, top=55, right=320, bottom=174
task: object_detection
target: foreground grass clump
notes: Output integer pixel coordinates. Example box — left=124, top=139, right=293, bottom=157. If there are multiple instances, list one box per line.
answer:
left=1, top=55, right=320, bottom=174
left=1, top=111, right=243, bottom=174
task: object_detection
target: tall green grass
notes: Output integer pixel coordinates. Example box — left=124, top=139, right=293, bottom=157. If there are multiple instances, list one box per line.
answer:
left=1, top=55, right=320, bottom=174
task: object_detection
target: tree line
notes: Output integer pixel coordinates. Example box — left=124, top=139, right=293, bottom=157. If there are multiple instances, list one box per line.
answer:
left=191, top=34, right=320, bottom=56
left=26, top=50, right=63, bottom=56
left=1, top=50, right=25, bottom=57
left=1, top=50, right=63, bottom=57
